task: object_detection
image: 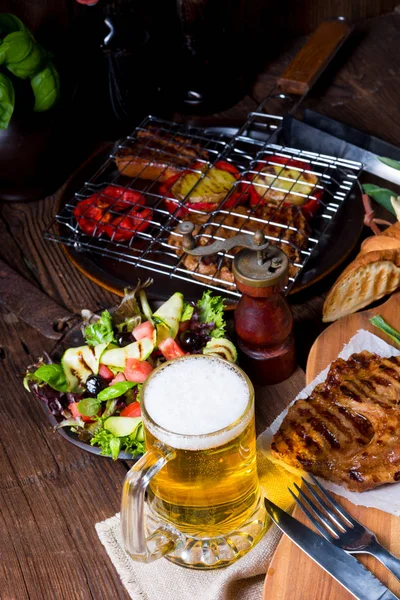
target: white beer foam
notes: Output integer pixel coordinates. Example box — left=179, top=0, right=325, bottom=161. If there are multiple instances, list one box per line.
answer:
left=144, top=356, right=251, bottom=450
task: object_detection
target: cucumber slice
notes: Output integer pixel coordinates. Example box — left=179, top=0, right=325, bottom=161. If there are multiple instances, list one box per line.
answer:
left=61, top=343, right=107, bottom=392
left=101, top=338, right=153, bottom=368
left=104, top=416, right=142, bottom=437
left=203, top=338, right=237, bottom=363
left=153, top=292, right=184, bottom=342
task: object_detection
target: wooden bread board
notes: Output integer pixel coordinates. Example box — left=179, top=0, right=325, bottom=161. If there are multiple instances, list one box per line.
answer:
left=263, top=291, right=400, bottom=599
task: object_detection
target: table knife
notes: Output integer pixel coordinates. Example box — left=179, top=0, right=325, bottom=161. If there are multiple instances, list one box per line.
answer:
left=264, top=497, right=398, bottom=600
left=283, top=112, right=400, bottom=186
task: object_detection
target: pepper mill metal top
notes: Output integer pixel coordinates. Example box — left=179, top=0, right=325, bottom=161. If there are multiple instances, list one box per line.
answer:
left=178, top=220, right=289, bottom=289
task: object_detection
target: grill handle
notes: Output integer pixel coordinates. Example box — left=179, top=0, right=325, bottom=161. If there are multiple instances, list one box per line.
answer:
left=278, top=18, right=352, bottom=96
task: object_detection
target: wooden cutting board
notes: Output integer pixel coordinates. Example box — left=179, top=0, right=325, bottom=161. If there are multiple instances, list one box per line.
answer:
left=263, top=292, right=400, bottom=600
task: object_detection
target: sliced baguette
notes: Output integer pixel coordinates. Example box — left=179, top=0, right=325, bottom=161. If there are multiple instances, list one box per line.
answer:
left=379, top=221, right=400, bottom=241
left=323, top=249, right=400, bottom=322
left=360, top=235, right=400, bottom=254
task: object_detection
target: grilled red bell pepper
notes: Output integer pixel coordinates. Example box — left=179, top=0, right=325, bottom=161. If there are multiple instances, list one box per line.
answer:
left=74, top=186, right=152, bottom=241
left=248, top=155, right=323, bottom=219
left=160, top=160, right=247, bottom=217
left=104, top=206, right=153, bottom=242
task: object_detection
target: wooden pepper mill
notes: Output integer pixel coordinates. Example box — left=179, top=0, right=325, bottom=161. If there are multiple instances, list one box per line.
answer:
left=178, top=222, right=296, bottom=385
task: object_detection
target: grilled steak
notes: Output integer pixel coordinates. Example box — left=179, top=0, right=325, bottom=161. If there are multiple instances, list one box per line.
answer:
left=116, top=127, right=208, bottom=182
left=167, top=204, right=310, bottom=288
left=271, top=351, right=400, bottom=492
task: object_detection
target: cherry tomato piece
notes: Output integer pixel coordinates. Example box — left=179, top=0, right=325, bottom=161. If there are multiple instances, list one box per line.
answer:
left=158, top=337, right=186, bottom=360
left=99, top=364, right=114, bottom=381
left=111, top=372, right=126, bottom=385
left=124, top=358, right=153, bottom=383
left=132, top=321, right=155, bottom=341
left=119, top=402, right=142, bottom=418
left=69, top=401, right=97, bottom=423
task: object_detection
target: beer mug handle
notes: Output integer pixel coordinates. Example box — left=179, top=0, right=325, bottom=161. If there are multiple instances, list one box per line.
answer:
left=121, top=444, right=179, bottom=563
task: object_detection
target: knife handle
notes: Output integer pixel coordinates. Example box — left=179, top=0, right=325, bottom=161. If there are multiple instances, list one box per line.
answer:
left=279, top=19, right=352, bottom=96
left=369, top=540, right=400, bottom=582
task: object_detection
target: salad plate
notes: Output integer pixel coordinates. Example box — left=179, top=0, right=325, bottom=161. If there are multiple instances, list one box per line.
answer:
left=24, top=281, right=236, bottom=460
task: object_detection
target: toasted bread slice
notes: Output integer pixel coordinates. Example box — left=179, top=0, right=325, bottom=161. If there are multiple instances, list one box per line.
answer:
left=379, top=221, right=400, bottom=241
left=360, top=235, right=400, bottom=254
left=323, top=249, right=400, bottom=322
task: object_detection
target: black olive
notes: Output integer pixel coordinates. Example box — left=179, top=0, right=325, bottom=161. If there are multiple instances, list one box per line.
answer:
left=85, top=374, right=106, bottom=397
left=116, top=332, right=133, bottom=347
left=180, top=331, right=203, bottom=352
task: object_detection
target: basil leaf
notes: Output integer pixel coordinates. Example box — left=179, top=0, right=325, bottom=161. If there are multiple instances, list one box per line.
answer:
left=31, top=61, right=60, bottom=112
left=77, top=398, right=101, bottom=417
left=6, top=40, right=46, bottom=79
left=34, top=363, right=68, bottom=392
left=2, top=30, right=33, bottom=64
left=378, top=156, right=400, bottom=171
left=362, top=184, right=396, bottom=215
left=97, top=381, right=135, bottom=401
left=0, top=72, right=14, bottom=129
left=84, top=310, right=116, bottom=347
left=109, top=437, right=121, bottom=460
left=0, top=14, right=25, bottom=36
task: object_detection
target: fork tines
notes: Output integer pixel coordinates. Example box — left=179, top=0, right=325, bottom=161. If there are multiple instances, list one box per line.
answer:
left=289, top=475, right=357, bottom=541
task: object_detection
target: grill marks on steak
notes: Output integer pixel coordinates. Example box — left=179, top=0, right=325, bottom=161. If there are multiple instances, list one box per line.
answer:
left=167, top=205, right=310, bottom=288
left=271, top=351, right=400, bottom=492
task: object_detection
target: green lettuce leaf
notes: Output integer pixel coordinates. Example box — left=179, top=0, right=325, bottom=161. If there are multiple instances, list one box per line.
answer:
left=84, top=310, right=116, bottom=347
left=197, top=291, right=226, bottom=338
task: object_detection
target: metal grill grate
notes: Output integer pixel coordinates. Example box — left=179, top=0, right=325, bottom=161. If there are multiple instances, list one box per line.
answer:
left=45, top=113, right=362, bottom=299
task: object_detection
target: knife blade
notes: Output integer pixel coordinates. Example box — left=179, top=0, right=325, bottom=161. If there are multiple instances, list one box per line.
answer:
left=282, top=114, right=400, bottom=186
left=264, top=497, right=398, bottom=600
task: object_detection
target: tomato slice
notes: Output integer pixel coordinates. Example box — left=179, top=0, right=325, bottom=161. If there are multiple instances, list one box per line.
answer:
left=69, top=401, right=96, bottom=423
left=111, top=372, right=126, bottom=385
left=124, top=358, right=153, bottom=383
left=99, top=364, right=114, bottom=381
left=158, top=337, right=186, bottom=360
left=132, top=321, right=155, bottom=341
left=119, top=402, right=142, bottom=418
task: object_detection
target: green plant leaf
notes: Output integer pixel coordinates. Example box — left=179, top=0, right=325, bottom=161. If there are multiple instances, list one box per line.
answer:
left=77, top=398, right=102, bottom=417
left=31, top=61, right=60, bottom=112
left=0, top=14, right=25, bottom=35
left=109, top=437, right=121, bottom=460
left=97, top=381, right=135, bottom=401
left=362, top=184, right=397, bottom=215
left=0, top=72, right=14, bottom=129
left=370, top=315, right=400, bottom=345
left=34, top=363, right=68, bottom=392
left=2, top=30, right=32, bottom=63
left=84, top=310, right=116, bottom=347
left=6, top=40, right=46, bottom=79
left=378, top=156, right=400, bottom=171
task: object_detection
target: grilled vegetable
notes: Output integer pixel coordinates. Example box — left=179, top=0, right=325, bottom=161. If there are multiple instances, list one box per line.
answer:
left=161, top=161, right=246, bottom=216
left=249, top=155, right=322, bottom=219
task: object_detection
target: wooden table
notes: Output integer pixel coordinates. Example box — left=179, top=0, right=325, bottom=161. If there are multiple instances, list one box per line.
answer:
left=1, top=12, right=400, bottom=600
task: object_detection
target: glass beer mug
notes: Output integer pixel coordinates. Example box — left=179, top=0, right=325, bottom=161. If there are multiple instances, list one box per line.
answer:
left=121, top=355, right=267, bottom=569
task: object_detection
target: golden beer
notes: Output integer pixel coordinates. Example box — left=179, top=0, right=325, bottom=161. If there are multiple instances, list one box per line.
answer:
left=142, top=355, right=259, bottom=538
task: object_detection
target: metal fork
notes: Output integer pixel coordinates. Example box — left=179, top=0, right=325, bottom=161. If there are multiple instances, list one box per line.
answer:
left=290, top=475, right=400, bottom=581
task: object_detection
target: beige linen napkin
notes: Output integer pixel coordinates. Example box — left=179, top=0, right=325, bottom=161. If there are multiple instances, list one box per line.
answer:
left=95, top=453, right=298, bottom=600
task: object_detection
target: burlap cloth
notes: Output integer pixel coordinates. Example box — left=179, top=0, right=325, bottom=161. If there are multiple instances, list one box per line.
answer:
left=95, top=452, right=299, bottom=600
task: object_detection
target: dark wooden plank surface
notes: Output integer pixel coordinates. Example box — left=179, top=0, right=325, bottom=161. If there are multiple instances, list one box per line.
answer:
left=1, top=11, right=400, bottom=600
